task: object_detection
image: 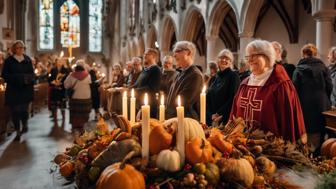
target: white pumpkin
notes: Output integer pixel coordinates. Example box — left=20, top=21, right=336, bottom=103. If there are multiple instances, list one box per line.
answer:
left=163, top=117, right=205, bottom=141
left=156, top=149, right=181, bottom=172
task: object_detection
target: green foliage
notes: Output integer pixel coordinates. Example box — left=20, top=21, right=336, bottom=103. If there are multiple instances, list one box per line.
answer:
left=315, top=170, right=336, bottom=189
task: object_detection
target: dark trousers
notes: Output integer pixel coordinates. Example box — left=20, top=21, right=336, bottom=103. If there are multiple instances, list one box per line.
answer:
left=10, top=103, right=29, bottom=131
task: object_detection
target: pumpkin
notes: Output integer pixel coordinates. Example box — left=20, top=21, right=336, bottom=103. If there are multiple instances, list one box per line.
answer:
left=204, top=163, right=220, bottom=185
left=321, top=138, right=336, bottom=157
left=60, top=160, right=75, bottom=177
left=92, top=139, right=141, bottom=169
left=88, top=143, right=105, bottom=159
left=220, top=158, right=254, bottom=187
left=156, top=149, right=181, bottom=172
left=149, top=125, right=173, bottom=155
left=163, top=117, right=205, bottom=141
left=208, top=128, right=233, bottom=154
left=186, top=138, right=213, bottom=165
left=330, top=142, right=336, bottom=158
left=194, top=163, right=207, bottom=174
left=111, top=113, right=132, bottom=134
left=96, top=163, right=145, bottom=189
left=243, top=155, right=256, bottom=167
left=255, top=156, right=276, bottom=175
left=54, top=153, right=70, bottom=165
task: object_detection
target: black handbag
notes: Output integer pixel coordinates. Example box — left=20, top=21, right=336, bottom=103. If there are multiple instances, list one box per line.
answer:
left=66, top=79, right=78, bottom=99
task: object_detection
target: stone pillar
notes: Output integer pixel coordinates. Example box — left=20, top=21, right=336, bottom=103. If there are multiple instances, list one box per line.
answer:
left=206, top=35, right=218, bottom=64
left=313, top=10, right=336, bottom=63
left=238, top=32, right=254, bottom=64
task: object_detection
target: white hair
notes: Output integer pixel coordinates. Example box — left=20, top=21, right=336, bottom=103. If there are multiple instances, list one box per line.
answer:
left=218, top=49, right=234, bottom=69
left=132, top=57, right=142, bottom=64
left=173, top=41, right=196, bottom=60
left=246, top=40, right=276, bottom=68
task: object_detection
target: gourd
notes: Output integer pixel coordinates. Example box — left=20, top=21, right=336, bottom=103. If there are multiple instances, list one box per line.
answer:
left=163, top=117, right=205, bottom=141
left=156, top=149, right=181, bottom=172
left=149, top=125, right=173, bottom=155
left=321, top=138, right=336, bottom=158
left=186, top=138, right=213, bottom=165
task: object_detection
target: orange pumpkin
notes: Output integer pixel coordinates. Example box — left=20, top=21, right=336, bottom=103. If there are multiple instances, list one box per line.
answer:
left=208, top=129, right=233, bottom=154
left=96, top=163, right=145, bottom=189
left=186, top=138, right=213, bottom=165
left=149, top=125, right=173, bottom=155
left=321, top=138, right=336, bottom=158
left=60, top=160, right=75, bottom=177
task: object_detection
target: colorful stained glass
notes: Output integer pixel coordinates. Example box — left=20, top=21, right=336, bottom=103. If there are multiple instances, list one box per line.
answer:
left=39, top=0, right=54, bottom=50
left=89, top=0, right=102, bottom=52
left=60, top=0, right=80, bottom=48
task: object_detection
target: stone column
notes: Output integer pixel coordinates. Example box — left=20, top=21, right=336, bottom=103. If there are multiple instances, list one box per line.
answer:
left=313, top=10, right=336, bottom=63
left=238, top=31, right=254, bottom=64
left=206, top=35, right=218, bottom=64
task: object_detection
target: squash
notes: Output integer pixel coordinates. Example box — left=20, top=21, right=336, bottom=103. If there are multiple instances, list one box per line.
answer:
left=54, top=153, right=70, bottom=165
left=92, top=139, right=141, bottom=169
left=149, top=125, right=173, bottom=155
left=156, top=149, right=181, bottom=172
left=255, top=156, right=276, bottom=175
left=60, top=160, right=75, bottom=177
left=88, top=143, right=105, bottom=160
left=96, top=163, right=145, bottom=189
left=88, top=166, right=101, bottom=182
left=163, top=117, right=205, bottom=141
left=321, top=138, right=336, bottom=158
left=111, top=113, right=132, bottom=134
left=204, top=163, right=220, bottom=185
left=220, top=158, right=254, bottom=188
left=208, top=128, right=233, bottom=154
left=330, top=142, right=336, bottom=158
left=194, top=163, right=207, bottom=174
left=186, top=138, right=213, bottom=165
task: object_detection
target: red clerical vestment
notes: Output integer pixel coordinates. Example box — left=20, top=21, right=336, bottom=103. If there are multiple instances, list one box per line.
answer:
left=231, top=64, right=307, bottom=143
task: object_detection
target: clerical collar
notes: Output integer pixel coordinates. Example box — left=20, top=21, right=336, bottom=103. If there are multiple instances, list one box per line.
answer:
left=248, top=68, right=273, bottom=86
left=14, top=54, right=25, bottom=63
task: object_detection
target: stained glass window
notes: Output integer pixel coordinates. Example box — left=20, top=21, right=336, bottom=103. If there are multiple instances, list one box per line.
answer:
left=39, top=0, right=54, bottom=50
left=89, top=0, right=103, bottom=52
left=60, top=0, right=80, bottom=48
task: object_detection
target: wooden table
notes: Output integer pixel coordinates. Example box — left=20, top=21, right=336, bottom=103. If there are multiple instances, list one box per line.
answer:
left=322, top=110, right=336, bottom=134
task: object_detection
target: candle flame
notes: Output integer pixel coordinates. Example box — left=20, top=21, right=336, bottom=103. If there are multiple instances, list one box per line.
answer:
left=93, top=62, right=96, bottom=66
left=102, top=73, right=105, bottom=77
left=144, top=93, right=148, bottom=105
left=34, top=69, right=38, bottom=74
left=177, top=95, right=181, bottom=106
left=123, top=91, right=127, bottom=98
left=60, top=51, right=64, bottom=57
left=131, top=89, right=134, bottom=98
left=160, top=95, right=164, bottom=105
left=202, top=85, right=206, bottom=93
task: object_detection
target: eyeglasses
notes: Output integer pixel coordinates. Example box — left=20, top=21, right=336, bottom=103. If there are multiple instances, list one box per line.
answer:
left=244, top=53, right=264, bottom=61
left=217, top=56, right=231, bottom=62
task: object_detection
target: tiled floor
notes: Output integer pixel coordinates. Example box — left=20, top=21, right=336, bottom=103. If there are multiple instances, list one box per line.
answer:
left=0, top=109, right=95, bottom=189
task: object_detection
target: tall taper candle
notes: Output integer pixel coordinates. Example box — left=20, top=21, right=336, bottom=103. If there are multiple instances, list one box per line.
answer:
left=130, top=89, right=136, bottom=124
left=122, top=91, right=128, bottom=120
left=176, top=95, right=185, bottom=165
left=141, top=93, right=150, bottom=160
left=200, top=86, right=206, bottom=124
left=159, top=95, right=165, bottom=122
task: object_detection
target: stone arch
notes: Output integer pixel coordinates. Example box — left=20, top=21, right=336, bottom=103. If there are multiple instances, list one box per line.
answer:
left=180, top=6, right=205, bottom=41
left=160, top=15, right=177, bottom=53
left=239, top=0, right=264, bottom=36
left=146, top=24, right=158, bottom=49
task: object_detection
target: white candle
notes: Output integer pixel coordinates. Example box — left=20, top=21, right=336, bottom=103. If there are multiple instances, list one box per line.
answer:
left=159, top=95, right=165, bottom=122
left=60, top=51, right=64, bottom=57
left=176, top=95, right=185, bottom=165
left=122, top=91, right=128, bottom=120
left=200, top=85, right=206, bottom=124
left=141, top=93, right=150, bottom=160
left=130, top=88, right=136, bottom=124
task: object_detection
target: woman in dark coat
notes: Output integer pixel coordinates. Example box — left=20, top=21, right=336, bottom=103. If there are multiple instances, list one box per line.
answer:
left=1, top=40, right=35, bottom=141
left=48, top=57, right=70, bottom=124
left=206, top=49, right=240, bottom=126
left=293, top=44, right=332, bottom=152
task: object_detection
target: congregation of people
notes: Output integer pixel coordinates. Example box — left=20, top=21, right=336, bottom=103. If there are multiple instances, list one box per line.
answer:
left=1, top=38, right=336, bottom=156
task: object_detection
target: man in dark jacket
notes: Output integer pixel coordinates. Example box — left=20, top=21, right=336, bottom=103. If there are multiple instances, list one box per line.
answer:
left=133, top=48, right=161, bottom=117
left=1, top=40, right=35, bottom=141
left=166, top=41, right=204, bottom=120
left=160, top=55, right=176, bottom=96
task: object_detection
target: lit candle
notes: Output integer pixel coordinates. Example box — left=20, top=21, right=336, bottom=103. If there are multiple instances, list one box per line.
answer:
left=200, top=86, right=206, bottom=124
left=130, top=89, right=136, bottom=124
left=122, top=91, right=128, bottom=120
left=141, top=93, right=150, bottom=160
left=176, top=95, right=185, bottom=165
left=159, top=95, right=165, bottom=122
left=60, top=51, right=64, bottom=57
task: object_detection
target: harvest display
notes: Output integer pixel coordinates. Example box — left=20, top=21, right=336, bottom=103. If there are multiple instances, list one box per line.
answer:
left=53, top=113, right=336, bottom=189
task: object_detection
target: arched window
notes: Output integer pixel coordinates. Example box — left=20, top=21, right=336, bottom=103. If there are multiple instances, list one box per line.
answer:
left=39, top=0, right=54, bottom=50
left=89, top=0, right=103, bottom=52
left=60, top=0, right=80, bottom=48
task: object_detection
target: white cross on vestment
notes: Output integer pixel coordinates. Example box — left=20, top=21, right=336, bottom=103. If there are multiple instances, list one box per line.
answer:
left=239, top=88, right=263, bottom=121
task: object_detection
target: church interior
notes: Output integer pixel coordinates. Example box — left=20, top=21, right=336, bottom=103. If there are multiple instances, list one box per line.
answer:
left=1, top=0, right=336, bottom=188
